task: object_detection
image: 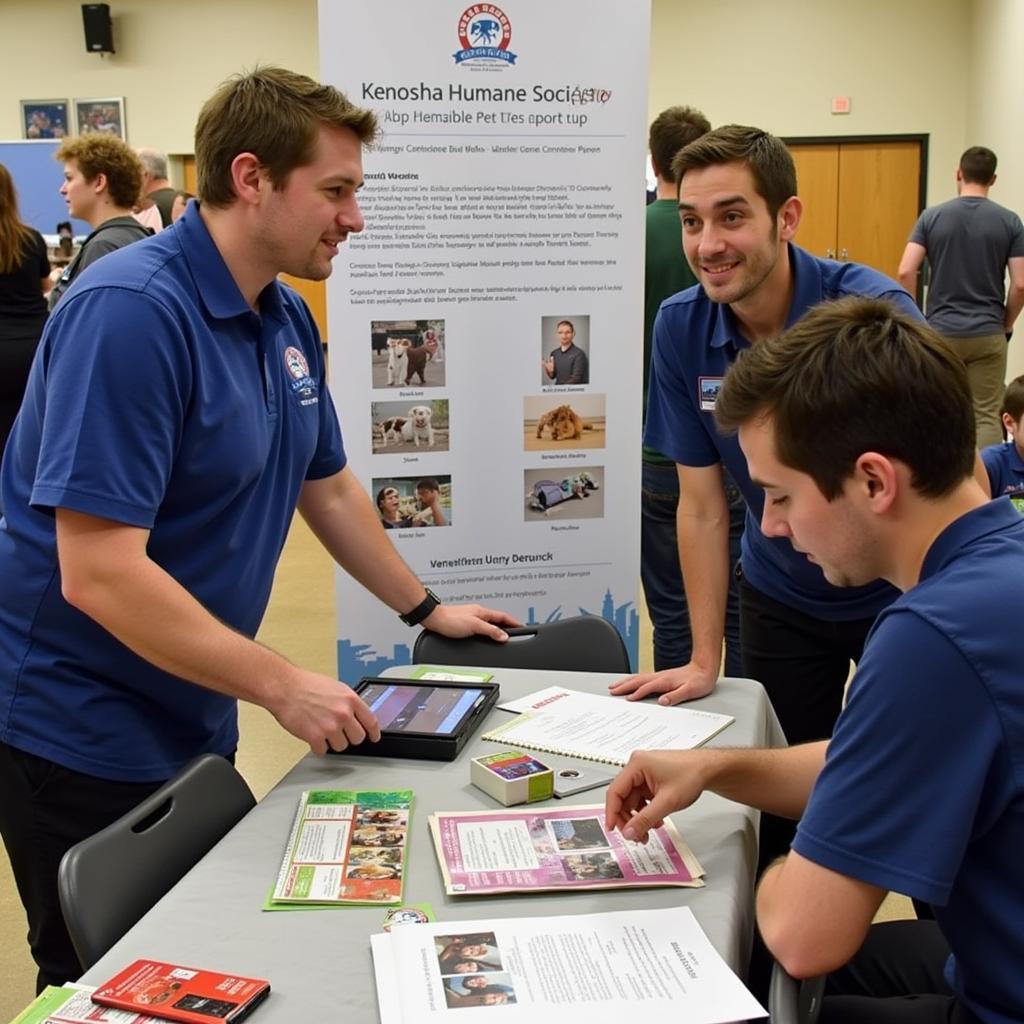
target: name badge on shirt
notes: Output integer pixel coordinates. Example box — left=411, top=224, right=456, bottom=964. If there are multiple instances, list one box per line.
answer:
left=699, top=376, right=724, bottom=412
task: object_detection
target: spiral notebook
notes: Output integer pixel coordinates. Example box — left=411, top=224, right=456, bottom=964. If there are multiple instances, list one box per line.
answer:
left=481, top=687, right=733, bottom=766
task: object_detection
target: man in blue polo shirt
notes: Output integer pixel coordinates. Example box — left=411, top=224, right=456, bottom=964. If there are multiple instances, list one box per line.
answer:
left=608, top=298, right=1024, bottom=1023
left=0, top=67, right=517, bottom=991
left=982, top=374, right=1024, bottom=512
left=611, top=125, right=920, bottom=873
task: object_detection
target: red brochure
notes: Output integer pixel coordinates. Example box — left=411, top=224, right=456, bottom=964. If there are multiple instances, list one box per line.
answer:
left=91, top=960, right=269, bottom=1023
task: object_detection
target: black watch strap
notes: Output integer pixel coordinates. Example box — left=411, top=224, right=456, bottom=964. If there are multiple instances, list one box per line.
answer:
left=399, top=588, right=441, bottom=627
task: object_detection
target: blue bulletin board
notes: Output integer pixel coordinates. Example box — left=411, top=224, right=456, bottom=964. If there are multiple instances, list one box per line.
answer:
left=0, top=140, right=91, bottom=237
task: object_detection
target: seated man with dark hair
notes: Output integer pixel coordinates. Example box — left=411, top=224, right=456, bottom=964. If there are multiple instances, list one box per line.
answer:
left=607, top=296, right=1024, bottom=1023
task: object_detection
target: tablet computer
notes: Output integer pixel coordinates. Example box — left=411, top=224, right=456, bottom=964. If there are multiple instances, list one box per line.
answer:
left=341, top=677, right=501, bottom=761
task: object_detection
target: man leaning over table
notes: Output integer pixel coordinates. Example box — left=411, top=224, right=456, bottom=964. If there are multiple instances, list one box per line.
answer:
left=607, top=297, right=1024, bottom=1024
left=0, top=66, right=517, bottom=992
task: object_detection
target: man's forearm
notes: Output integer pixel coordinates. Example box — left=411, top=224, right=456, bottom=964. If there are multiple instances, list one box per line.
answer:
left=896, top=270, right=917, bottom=296
left=698, top=741, right=826, bottom=818
left=299, top=469, right=428, bottom=616
left=1004, top=285, right=1024, bottom=331
left=677, top=502, right=729, bottom=670
left=58, top=518, right=300, bottom=710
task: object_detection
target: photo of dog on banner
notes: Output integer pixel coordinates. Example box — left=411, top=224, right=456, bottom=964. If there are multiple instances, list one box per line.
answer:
left=523, top=394, right=606, bottom=451
left=370, top=319, right=445, bottom=389
left=371, top=399, right=449, bottom=453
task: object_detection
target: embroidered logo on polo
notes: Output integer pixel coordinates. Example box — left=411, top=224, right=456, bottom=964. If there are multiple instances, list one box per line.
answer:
left=698, top=376, right=723, bottom=412
left=282, top=346, right=318, bottom=406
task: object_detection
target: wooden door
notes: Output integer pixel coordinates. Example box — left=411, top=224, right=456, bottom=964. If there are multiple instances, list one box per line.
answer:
left=179, top=157, right=331, bottom=343
left=836, top=142, right=921, bottom=281
left=786, top=137, right=924, bottom=283
left=789, top=144, right=840, bottom=259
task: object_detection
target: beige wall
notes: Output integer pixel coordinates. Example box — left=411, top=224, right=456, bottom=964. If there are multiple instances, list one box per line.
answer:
left=969, top=0, right=1024, bottom=380
left=0, top=0, right=319, bottom=156
left=650, top=0, right=971, bottom=208
left=1, top=0, right=1021, bottom=375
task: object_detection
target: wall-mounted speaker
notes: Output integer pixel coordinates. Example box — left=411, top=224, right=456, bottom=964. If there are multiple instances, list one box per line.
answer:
left=82, top=4, right=114, bottom=54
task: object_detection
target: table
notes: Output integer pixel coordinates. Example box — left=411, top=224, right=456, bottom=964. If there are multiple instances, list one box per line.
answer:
left=79, top=670, right=783, bottom=1020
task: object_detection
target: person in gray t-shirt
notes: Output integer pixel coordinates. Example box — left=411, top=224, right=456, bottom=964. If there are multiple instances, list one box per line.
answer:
left=541, top=318, right=589, bottom=384
left=898, top=146, right=1024, bottom=446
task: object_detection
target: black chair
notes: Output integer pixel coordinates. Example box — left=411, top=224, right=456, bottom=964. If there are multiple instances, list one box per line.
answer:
left=769, top=961, right=825, bottom=1023
left=412, top=616, right=631, bottom=674
left=58, top=753, right=255, bottom=971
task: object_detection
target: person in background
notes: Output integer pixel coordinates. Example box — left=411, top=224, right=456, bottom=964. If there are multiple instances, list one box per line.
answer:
left=48, top=134, right=152, bottom=311
left=639, top=105, right=745, bottom=677
left=136, top=147, right=178, bottom=228
left=898, top=146, right=1024, bottom=447
left=0, top=163, right=50, bottom=457
left=981, top=374, right=1024, bottom=510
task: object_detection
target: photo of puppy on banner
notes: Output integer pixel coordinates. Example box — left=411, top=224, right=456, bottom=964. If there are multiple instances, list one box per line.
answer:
left=370, top=319, right=446, bottom=389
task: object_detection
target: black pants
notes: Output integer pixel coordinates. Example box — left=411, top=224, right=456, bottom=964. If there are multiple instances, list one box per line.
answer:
left=822, top=920, right=979, bottom=1023
left=0, top=742, right=166, bottom=991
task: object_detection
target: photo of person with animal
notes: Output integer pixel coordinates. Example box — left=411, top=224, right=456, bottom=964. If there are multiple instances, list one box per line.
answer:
left=524, top=394, right=605, bottom=451
left=540, top=314, right=590, bottom=387
left=370, top=318, right=445, bottom=389
left=524, top=467, right=604, bottom=521
left=374, top=476, right=452, bottom=529
left=371, top=399, right=449, bottom=453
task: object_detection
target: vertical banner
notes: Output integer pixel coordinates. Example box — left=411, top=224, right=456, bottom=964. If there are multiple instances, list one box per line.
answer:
left=320, top=0, right=649, bottom=680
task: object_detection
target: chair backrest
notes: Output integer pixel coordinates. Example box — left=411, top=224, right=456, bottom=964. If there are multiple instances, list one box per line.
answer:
left=412, top=616, right=631, bottom=674
left=768, top=961, right=825, bottom=1024
left=58, top=753, right=255, bottom=971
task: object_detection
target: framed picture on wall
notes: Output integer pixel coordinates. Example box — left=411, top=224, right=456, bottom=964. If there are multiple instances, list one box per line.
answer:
left=73, top=97, right=126, bottom=139
left=19, top=99, right=71, bottom=139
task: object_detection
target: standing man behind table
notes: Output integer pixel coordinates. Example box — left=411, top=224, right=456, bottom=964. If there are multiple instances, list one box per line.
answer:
left=542, top=319, right=588, bottom=384
left=0, top=66, right=518, bottom=993
left=610, top=125, right=921, bottom=871
left=898, top=145, right=1024, bottom=448
left=641, top=105, right=745, bottom=676
left=608, top=297, right=1024, bottom=1024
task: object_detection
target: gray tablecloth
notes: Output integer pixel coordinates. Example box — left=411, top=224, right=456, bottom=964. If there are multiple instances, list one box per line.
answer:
left=80, top=670, right=783, bottom=1020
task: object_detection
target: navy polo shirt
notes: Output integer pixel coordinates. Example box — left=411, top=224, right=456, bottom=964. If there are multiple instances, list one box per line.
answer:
left=795, top=499, right=1024, bottom=1022
left=645, top=243, right=920, bottom=621
left=0, top=204, right=345, bottom=781
left=982, top=441, right=1024, bottom=512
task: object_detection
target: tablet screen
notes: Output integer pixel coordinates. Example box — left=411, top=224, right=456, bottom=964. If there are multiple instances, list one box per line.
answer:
left=361, top=682, right=486, bottom=735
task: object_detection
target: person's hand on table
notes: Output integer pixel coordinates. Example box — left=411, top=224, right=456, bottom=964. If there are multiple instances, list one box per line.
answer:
left=268, top=667, right=382, bottom=755
left=608, top=661, right=717, bottom=706
left=422, top=604, right=522, bottom=641
left=604, top=749, right=706, bottom=843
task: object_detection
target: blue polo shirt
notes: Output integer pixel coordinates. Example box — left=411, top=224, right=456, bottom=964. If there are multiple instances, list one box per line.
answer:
left=982, top=441, right=1024, bottom=513
left=0, top=203, right=346, bottom=781
left=795, top=499, right=1024, bottom=1023
left=645, top=243, right=920, bottom=620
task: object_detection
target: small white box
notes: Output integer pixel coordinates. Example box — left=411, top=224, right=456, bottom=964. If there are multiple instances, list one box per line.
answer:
left=470, top=750, right=554, bottom=805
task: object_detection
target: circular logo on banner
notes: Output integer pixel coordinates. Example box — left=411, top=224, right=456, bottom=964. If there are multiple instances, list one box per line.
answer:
left=454, top=5, right=517, bottom=66
left=283, top=346, right=310, bottom=381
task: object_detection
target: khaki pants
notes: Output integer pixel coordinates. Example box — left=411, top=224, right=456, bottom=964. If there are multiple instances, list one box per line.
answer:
left=944, top=331, right=1008, bottom=449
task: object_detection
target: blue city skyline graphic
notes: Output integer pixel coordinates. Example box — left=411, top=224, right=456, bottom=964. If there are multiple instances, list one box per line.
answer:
left=337, top=587, right=639, bottom=683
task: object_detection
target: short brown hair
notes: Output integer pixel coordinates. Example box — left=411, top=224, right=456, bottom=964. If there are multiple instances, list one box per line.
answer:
left=56, top=134, right=144, bottom=209
left=959, top=146, right=997, bottom=186
left=715, top=297, right=975, bottom=500
left=195, top=66, right=379, bottom=208
left=648, top=106, right=710, bottom=181
left=671, top=124, right=796, bottom=219
left=1001, top=375, right=1024, bottom=422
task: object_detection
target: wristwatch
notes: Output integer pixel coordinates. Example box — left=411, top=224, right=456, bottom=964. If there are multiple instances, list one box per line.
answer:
left=399, top=588, right=441, bottom=627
